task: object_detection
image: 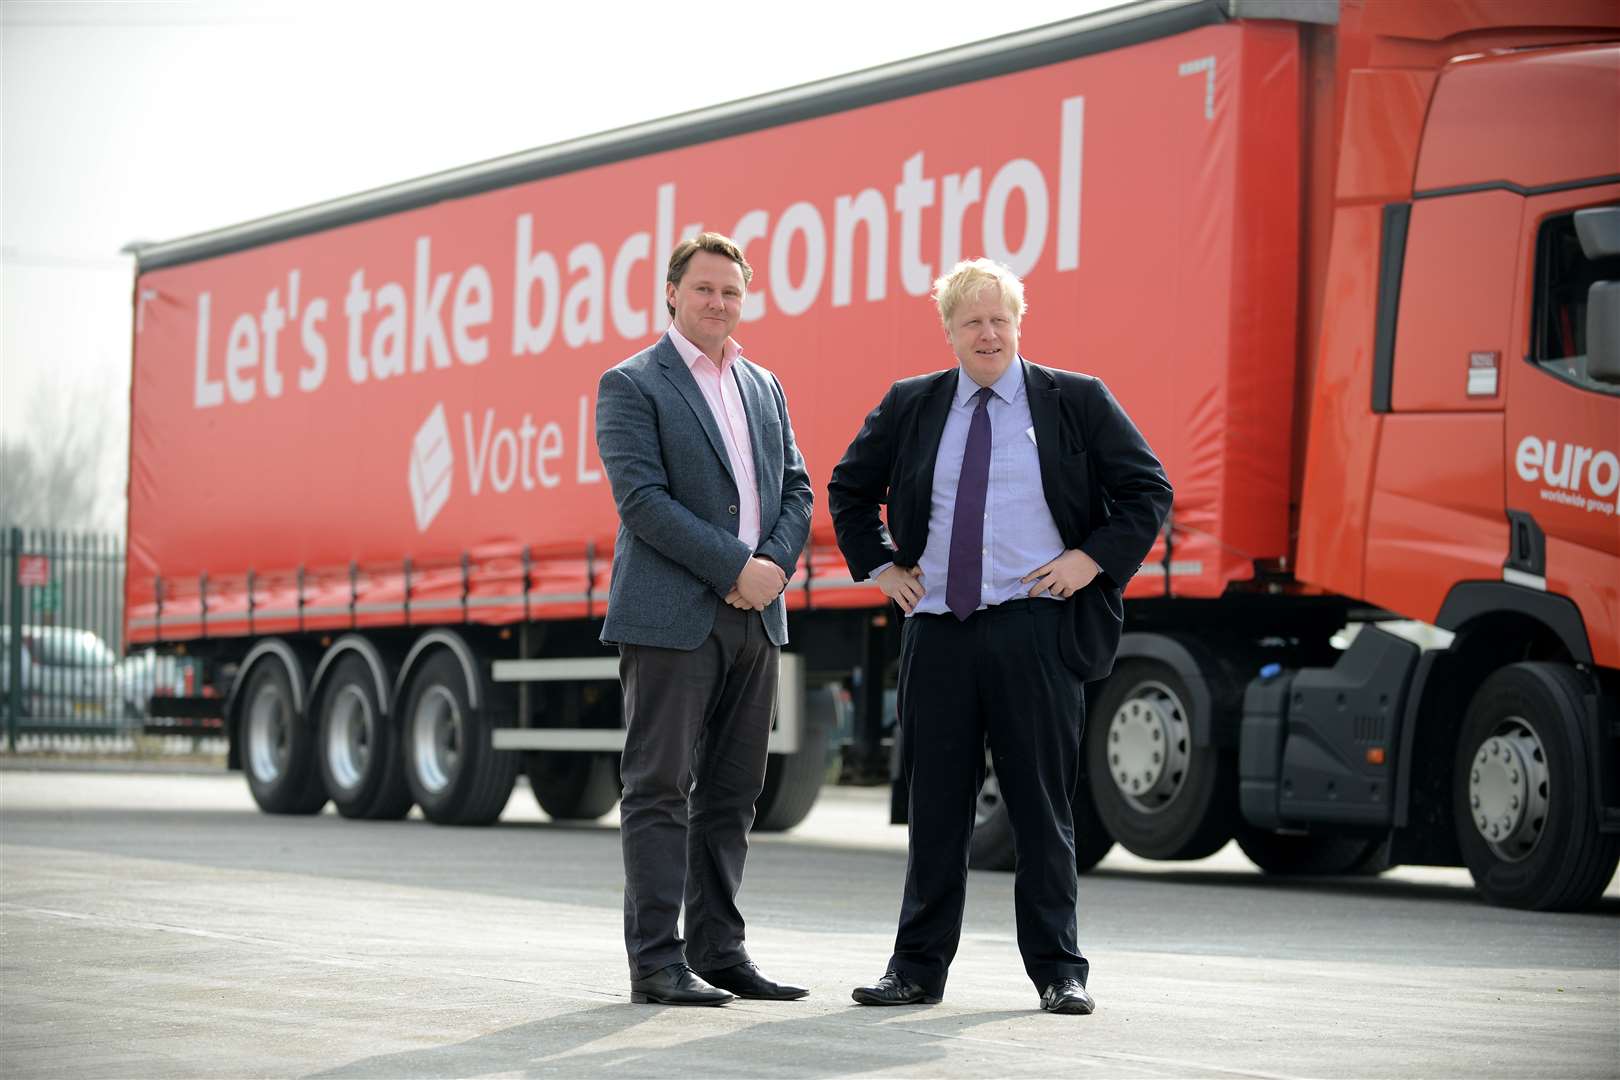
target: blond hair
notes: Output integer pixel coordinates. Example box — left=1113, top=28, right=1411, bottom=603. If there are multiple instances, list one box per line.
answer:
left=931, top=258, right=1026, bottom=327
left=666, top=232, right=753, bottom=316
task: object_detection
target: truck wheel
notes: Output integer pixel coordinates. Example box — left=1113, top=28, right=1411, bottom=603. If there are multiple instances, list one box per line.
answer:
left=402, top=650, right=518, bottom=826
left=1072, top=771, right=1115, bottom=873
left=754, top=687, right=833, bottom=833
left=1454, top=663, right=1620, bottom=911
left=1087, top=661, right=1236, bottom=860
left=968, top=758, right=1016, bottom=871
left=528, top=752, right=620, bottom=821
left=242, top=657, right=326, bottom=815
left=317, top=655, right=412, bottom=821
left=970, top=753, right=1115, bottom=873
left=1236, top=828, right=1386, bottom=876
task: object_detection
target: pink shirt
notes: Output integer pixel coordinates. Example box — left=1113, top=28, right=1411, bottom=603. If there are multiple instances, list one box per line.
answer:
left=668, top=326, right=761, bottom=549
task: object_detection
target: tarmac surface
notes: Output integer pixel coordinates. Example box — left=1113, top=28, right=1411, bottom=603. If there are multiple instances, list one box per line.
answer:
left=1, top=765, right=1617, bottom=1078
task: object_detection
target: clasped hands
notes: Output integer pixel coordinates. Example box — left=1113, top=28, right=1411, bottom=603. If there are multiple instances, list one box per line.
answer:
left=874, top=548, right=1101, bottom=615
left=725, top=556, right=788, bottom=611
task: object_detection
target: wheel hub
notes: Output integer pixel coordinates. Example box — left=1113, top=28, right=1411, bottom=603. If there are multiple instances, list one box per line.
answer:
left=1106, top=681, right=1190, bottom=814
left=246, top=682, right=291, bottom=783
left=1468, top=717, right=1549, bottom=863
left=326, top=684, right=374, bottom=792
left=412, top=685, right=462, bottom=795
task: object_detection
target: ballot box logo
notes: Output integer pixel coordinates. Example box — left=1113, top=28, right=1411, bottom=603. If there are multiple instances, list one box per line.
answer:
left=409, top=403, right=454, bottom=532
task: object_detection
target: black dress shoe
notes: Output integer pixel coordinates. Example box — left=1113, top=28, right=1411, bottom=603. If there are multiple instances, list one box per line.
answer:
left=695, top=961, right=809, bottom=1000
left=851, top=969, right=941, bottom=1006
left=1040, top=978, right=1095, bottom=1015
left=629, top=962, right=734, bottom=1006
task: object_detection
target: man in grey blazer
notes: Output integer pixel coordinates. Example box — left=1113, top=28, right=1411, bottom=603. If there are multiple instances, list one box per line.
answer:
left=595, top=233, right=813, bottom=1006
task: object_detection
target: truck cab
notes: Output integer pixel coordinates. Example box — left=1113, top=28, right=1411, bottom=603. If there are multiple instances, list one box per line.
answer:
left=1063, top=4, right=1620, bottom=911
left=1280, top=25, right=1620, bottom=909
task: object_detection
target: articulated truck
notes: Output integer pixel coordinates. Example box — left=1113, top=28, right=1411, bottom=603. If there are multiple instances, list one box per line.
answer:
left=128, top=0, right=1620, bottom=909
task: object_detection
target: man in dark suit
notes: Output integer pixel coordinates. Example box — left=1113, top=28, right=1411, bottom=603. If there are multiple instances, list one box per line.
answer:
left=596, top=233, right=813, bottom=1006
left=828, top=258, right=1171, bottom=1014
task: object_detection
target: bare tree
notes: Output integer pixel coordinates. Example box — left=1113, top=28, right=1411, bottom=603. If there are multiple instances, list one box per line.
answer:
left=0, top=381, right=124, bottom=533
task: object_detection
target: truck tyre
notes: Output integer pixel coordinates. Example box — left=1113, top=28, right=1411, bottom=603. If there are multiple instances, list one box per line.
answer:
left=1072, top=772, right=1115, bottom=873
left=970, top=753, right=1115, bottom=873
left=969, top=757, right=1016, bottom=871
left=316, top=655, right=412, bottom=821
left=241, top=657, right=326, bottom=815
left=528, top=751, right=620, bottom=821
left=754, top=693, right=832, bottom=833
left=1236, top=828, right=1387, bottom=876
left=1087, top=661, right=1236, bottom=860
left=401, top=650, right=518, bottom=826
left=1453, top=662, right=1620, bottom=911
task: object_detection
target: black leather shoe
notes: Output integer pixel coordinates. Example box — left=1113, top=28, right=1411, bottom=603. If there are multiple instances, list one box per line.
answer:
left=851, top=969, right=941, bottom=1006
left=695, top=961, right=809, bottom=1000
left=1040, top=978, right=1095, bottom=1015
left=629, top=962, right=734, bottom=1006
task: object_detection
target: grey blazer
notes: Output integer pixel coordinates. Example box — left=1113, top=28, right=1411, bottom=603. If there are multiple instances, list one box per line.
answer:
left=596, top=333, right=813, bottom=650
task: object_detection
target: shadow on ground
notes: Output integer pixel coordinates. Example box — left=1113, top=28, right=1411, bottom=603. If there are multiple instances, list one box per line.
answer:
left=307, top=1004, right=1049, bottom=1080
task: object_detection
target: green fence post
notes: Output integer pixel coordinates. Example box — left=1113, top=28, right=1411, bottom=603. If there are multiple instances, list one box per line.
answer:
left=6, top=526, right=23, bottom=751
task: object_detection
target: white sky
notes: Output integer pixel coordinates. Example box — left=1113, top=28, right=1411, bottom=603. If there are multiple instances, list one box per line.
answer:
left=0, top=0, right=1113, bottom=528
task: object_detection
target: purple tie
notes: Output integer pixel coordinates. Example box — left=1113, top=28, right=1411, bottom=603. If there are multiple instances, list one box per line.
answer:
left=946, top=387, right=993, bottom=620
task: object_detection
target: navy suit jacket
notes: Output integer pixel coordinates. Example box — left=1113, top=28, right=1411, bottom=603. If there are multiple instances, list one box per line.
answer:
left=828, top=358, right=1172, bottom=679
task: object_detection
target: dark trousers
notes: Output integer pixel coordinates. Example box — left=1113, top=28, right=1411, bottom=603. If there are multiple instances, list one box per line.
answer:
left=618, top=603, right=778, bottom=979
left=890, top=597, right=1089, bottom=997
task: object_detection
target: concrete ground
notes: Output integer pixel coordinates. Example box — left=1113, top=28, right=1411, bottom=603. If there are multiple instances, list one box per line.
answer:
left=1, top=766, right=1616, bottom=1079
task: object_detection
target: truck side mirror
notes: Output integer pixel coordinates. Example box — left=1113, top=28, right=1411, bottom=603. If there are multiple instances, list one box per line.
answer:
left=1575, top=207, right=1620, bottom=384
left=1575, top=206, right=1620, bottom=259
left=1589, top=280, right=1620, bottom=383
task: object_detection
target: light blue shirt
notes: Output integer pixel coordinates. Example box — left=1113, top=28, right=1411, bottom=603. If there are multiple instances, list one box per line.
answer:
left=906, top=359, right=1066, bottom=616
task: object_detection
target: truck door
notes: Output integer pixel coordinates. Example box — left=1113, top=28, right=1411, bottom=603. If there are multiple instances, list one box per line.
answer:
left=1504, top=188, right=1620, bottom=664
left=1362, top=189, right=1521, bottom=623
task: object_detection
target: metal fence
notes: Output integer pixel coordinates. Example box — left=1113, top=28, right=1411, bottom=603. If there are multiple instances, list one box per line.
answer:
left=2, top=527, right=131, bottom=747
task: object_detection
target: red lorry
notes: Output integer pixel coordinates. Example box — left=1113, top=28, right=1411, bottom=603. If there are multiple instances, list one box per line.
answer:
left=128, top=0, right=1620, bottom=908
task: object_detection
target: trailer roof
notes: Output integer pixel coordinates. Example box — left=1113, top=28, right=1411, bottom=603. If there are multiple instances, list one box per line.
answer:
left=131, top=0, right=1275, bottom=271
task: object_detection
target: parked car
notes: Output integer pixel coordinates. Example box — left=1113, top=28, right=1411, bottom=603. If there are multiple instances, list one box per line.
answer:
left=0, top=625, right=121, bottom=722
left=116, top=648, right=205, bottom=719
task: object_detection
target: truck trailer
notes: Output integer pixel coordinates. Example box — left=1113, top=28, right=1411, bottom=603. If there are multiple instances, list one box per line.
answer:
left=127, top=0, right=1620, bottom=909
